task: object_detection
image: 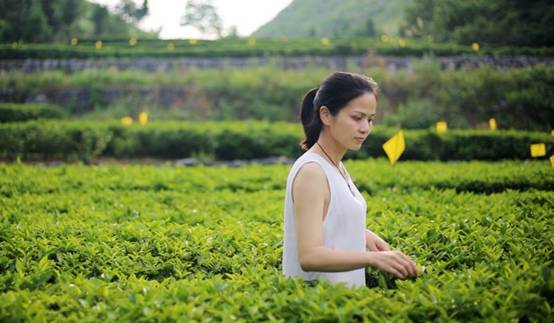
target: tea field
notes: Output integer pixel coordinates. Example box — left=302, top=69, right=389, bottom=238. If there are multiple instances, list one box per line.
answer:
left=0, top=159, right=553, bottom=321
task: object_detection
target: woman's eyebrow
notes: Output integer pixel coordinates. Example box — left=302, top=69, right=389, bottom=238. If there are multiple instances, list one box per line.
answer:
left=353, top=111, right=376, bottom=117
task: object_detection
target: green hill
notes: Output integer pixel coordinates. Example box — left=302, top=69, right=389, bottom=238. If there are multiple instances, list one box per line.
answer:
left=253, top=0, right=411, bottom=38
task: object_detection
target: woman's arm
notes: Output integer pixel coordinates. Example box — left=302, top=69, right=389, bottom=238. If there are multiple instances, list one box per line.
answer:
left=292, top=162, right=418, bottom=279
left=292, top=162, right=372, bottom=272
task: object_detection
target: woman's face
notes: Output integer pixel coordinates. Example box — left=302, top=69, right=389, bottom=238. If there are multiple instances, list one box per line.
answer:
left=326, top=92, right=377, bottom=151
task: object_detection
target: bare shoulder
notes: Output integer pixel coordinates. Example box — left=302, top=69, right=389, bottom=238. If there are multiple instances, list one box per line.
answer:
left=292, top=162, right=328, bottom=200
left=294, top=162, right=326, bottom=185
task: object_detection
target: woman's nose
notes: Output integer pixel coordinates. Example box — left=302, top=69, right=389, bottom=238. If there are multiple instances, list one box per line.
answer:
left=360, top=120, right=370, bottom=133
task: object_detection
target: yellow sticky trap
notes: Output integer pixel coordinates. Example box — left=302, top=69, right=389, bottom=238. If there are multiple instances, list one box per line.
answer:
left=139, top=112, right=148, bottom=125
left=321, top=37, right=330, bottom=46
left=436, top=121, right=448, bottom=133
left=530, top=143, right=546, bottom=157
left=551, top=130, right=554, bottom=136
left=95, top=40, right=102, bottom=49
left=550, top=155, right=554, bottom=168
left=120, top=116, right=133, bottom=126
left=489, top=118, right=497, bottom=130
left=382, top=130, right=405, bottom=165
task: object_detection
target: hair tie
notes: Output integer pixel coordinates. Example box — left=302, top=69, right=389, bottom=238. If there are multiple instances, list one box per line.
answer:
left=312, top=88, right=320, bottom=108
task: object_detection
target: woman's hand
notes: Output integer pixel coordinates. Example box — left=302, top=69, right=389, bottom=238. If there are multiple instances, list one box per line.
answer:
left=365, top=229, right=390, bottom=252
left=367, top=250, right=419, bottom=279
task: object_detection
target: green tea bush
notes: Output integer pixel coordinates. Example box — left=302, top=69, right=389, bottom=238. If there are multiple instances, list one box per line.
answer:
left=0, top=121, right=112, bottom=162
left=0, top=121, right=552, bottom=162
left=0, top=103, right=66, bottom=123
left=0, top=161, right=552, bottom=321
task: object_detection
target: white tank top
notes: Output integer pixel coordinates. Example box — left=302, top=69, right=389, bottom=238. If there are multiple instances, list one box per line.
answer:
left=282, top=151, right=367, bottom=288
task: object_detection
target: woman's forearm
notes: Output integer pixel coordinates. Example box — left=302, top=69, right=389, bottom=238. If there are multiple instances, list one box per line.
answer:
left=299, top=246, right=372, bottom=272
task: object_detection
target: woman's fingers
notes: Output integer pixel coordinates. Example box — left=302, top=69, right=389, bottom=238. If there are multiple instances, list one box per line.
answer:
left=367, top=241, right=378, bottom=252
left=387, top=254, right=409, bottom=279
left=376, top=239, right=390, bottom=251
left=370, top=250, right=419, bottom=279
left=401, top=260, right=417, bottom=278
left=392, top=262, right=408, bottom=279
left=405, top=260, right=417, bottom=278
left=392, top=252, right=418, bottom=278
left=383, top=262, right=404, bottom=279
left=396, top=252, right=418, bottom=277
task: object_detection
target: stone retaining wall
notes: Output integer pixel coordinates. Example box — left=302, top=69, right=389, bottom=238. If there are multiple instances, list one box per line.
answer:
left=1, top=55, right=552, bottom=73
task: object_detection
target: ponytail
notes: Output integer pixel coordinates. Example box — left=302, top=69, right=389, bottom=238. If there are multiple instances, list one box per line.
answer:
left=300, top=87, right=322, bottom=150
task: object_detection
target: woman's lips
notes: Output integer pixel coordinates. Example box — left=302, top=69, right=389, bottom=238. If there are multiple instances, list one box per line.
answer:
left=355, top=137, right=365, bottom=143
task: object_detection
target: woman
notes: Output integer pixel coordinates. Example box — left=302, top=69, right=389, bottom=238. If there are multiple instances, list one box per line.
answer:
left=282, top=72, right=419, bottom=288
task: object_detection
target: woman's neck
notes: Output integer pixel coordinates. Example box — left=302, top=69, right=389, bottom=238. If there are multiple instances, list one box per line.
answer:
left=312, top=130, right=346, bottom=166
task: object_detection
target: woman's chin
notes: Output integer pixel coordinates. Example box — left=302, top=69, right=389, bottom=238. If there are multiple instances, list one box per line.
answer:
left=349, top=142, right=364, bottom=150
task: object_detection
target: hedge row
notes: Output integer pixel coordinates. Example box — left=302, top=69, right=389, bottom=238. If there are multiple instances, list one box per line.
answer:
left=3, top=37, right=553, bottom=59
left=0, top=103, right=66, bottom=123
left=0, top=121, right=552, bottom=162
left=2, top=65, right=553, bottom=131
left=2, top=159, right=551, bottom=198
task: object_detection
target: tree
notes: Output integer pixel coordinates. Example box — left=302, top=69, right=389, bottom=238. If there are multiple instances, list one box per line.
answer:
left=92, top=4, right=110, bottom=35
left=1, top=0, right=81, bottom=42
left=0, top=0, right=50, bottom=42
left=364, top=17, right=376, bottom=37
left=180, top=0, right=223, bottom=38
left=40, top=0, right=81, bottom=40
left=0, top=0, right=149, bottom=42
left=401, top=0, right=554, bottom=47
left=61, top=0, right=81, bottom=29
left=116, top=0, right=149, bottom=25
left=226, top=25, right=239, bottom=38
left=40, top=0, right=64, bottom=35
left=24, top=0, right=51, bottom=41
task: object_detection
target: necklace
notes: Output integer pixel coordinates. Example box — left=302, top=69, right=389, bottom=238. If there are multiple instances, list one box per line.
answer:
left=315, top=141, right=356, bottom=197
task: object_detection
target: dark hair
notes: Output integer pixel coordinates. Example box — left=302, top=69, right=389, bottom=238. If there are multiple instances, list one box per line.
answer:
left=300, top=72, right=379, bottom=150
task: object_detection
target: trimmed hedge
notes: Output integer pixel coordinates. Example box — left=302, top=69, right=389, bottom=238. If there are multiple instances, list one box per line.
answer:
left=0, top=103, right=66, bottom=123
left=2, top=65, right=553, bottom=131
left=0, top=120, right=552, bottom=162
left=3, top=37, right=554, bottom=59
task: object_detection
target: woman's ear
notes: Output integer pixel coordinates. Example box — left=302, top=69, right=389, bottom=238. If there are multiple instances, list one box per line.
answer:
left=319, top=106, right=333, bottom=126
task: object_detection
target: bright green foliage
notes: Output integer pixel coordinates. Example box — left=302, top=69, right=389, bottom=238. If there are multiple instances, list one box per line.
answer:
left=0, top=160, right=553, bottom=321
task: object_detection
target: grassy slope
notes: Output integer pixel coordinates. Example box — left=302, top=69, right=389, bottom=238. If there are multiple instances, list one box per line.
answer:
left=253, top=0, right=411, bottom=37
